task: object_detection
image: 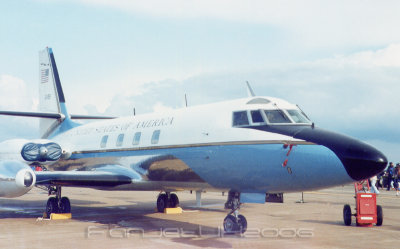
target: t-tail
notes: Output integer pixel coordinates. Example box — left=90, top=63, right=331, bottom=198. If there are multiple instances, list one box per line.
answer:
left=38, top=47, right=77, bottom=138
left=0, top=47, right=115, bottom=139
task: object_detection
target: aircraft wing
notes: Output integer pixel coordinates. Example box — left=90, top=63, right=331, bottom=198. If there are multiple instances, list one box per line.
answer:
left=35, top=167, right=140, bottom=187
left=33, top=154, right=207, bottom=190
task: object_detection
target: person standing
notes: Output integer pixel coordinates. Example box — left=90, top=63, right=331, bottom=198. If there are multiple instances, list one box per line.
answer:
left=387, top=162, right=395, bottom=191
left=377, top=171, right=384, bottom=189
left=395, top=164, right=400, bottom=196
left=370, top=175, right=380, bottom=194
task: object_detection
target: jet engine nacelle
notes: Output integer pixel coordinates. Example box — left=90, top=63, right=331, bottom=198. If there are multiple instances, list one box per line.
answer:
left=0, top=139, right=64, bottom=163
left=21, top=141, right=62, bottom=162
left=0, top=160, right=36, bottom=198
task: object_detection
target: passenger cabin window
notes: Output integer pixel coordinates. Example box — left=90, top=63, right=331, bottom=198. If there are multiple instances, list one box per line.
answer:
left=132, top=132, right=141, bottom=145
left=264, top=110, right=291, bottom=124
left=116, top=134, right=124, bottom=147
left=287, top=110, right=311, bottom=124
left=251, top=110, right=264, bottom=123
left=100, top=135, right=108, bottom=148
left=232, top=111, right=249, bottom=126
left=151, top=130, right=161, bottom=144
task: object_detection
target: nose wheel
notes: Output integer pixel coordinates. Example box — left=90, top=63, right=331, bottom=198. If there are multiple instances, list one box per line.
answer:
left=223, top=191, right=247, bottom=234
left=223, top=214, right=247, bottom=234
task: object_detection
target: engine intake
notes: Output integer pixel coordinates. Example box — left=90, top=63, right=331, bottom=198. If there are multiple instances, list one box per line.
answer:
left=24, top=170, right=34, bottom=187
left=0, top=160, right=36, bottom=198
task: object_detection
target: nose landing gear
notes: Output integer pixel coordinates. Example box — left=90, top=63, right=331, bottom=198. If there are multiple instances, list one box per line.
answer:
left=223, top=191, right=247, bottom=234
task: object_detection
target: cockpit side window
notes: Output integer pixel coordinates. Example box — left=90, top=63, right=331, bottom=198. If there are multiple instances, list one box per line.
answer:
left=287, top=110, right=311, bottom=124
left=232, top=111, right=249, bottom=126
left=264, top=110, right=291, bottom=124
left=251, top=110, right=264, bottom=123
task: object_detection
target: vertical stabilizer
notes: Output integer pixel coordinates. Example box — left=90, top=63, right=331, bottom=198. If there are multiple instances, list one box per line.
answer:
left=39, top=48, right=71, bottom=138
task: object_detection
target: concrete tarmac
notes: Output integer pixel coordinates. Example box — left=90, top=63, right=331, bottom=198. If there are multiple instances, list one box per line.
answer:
left=0, top=185, right=399, bottom=249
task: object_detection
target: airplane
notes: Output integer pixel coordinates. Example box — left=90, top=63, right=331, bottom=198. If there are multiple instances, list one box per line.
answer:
left=0, top=47, right=388, bottom=233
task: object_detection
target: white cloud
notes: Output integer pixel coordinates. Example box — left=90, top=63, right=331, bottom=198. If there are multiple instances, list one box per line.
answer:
left=152, top=102, right=174, bottom=113
left=297, top=44, right=400, bottom=123
left=311, top=43, right=400, bottom=68
left=0, top=75, right=35, bottom=110
left=91, top=44, right=400, bottom=125
left=69, top=0, right=400, bottom=47
left=0, top=75, right=38, bottom=139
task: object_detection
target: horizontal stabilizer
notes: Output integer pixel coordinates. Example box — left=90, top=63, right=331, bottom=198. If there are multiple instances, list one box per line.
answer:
left=0, top=111, right=62, bottom=119
left=0, top=111, right=115, bottom=120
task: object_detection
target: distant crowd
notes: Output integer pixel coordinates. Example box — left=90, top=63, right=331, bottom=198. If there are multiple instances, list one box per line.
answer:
left=370, top=162, right=400, bottom=196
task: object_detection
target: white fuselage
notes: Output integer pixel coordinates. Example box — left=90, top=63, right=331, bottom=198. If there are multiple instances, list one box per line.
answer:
left=54, top=97, right=299, bottom=153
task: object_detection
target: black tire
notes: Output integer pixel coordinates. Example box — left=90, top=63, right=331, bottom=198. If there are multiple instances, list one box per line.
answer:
left=157, top=194, right=167, bottom=212
left=376, top=205, right=383, bottom=226
left=46, top=197, right=58, bottom=217
left=237, top=214, right=247, bottom=233
left=169, top=193, right=179, bottom=208
left=343, top=204, right=352, bottom=226
left=223, top=214, right=239, bottom=234
left=60, top=197, right=71, bottom=213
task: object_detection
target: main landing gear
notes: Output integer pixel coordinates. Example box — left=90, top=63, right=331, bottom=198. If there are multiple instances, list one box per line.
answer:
left=156, top=192, right=180, bottom=212
left=45, top=186, right=71, bottom=217
left=223, top=191, right=247, bottom=234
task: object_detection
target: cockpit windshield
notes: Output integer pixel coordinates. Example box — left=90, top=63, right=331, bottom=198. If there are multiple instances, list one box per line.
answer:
left=232, top=109, right=312, bottom=127
left=286, top=109, right=311, bottom=124
left=264, top=110, right=291, bottom=124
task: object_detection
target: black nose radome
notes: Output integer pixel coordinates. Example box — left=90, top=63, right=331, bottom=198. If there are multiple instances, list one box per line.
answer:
left=337, top=141, right=387, bottom=181
left=252, top=125, right=388, bottom=181
left=288, top=127, right=388, bottom=181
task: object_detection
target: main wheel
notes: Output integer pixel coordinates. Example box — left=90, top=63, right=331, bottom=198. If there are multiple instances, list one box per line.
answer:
left=46, top=197, right=58, bottom=217
left=60, top=197, right=71, bottom=213
left=157, top=194, right=168, bottom=212
left=169, top=193, right=179, bottom=208
left=343, top=204, right=352, bottom=226
left=223, top=214, right=239, bottom=234
left=237, top=214, right=247, bottom=233
left=376, top=205, right=383, bottom=226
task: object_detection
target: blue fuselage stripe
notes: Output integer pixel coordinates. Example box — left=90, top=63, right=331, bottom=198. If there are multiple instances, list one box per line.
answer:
left=69, top=143, right=352, bottom=192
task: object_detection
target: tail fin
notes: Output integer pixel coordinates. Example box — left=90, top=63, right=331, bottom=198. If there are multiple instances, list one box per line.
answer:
left=39, top=48, right=72, bottom=138
left=1, top=48, right=115, bottom=138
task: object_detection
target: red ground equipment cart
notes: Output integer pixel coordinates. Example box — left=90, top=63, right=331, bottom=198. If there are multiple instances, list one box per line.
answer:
left=343, top=180, right=383, bottom=227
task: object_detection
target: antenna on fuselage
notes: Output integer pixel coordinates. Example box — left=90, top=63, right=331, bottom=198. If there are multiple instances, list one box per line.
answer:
left=184, top=94, right=188, bottom=107
left=133, top=107, right=136, bottom=116
left=246, top=81, right=256, bottom=97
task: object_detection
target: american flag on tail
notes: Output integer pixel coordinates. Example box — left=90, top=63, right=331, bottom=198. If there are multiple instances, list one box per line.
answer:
left=41, top=68, right=49, bottom=83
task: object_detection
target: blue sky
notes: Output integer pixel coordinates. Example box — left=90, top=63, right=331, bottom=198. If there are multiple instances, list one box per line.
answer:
left=0, top=0, right=400, bottom=162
